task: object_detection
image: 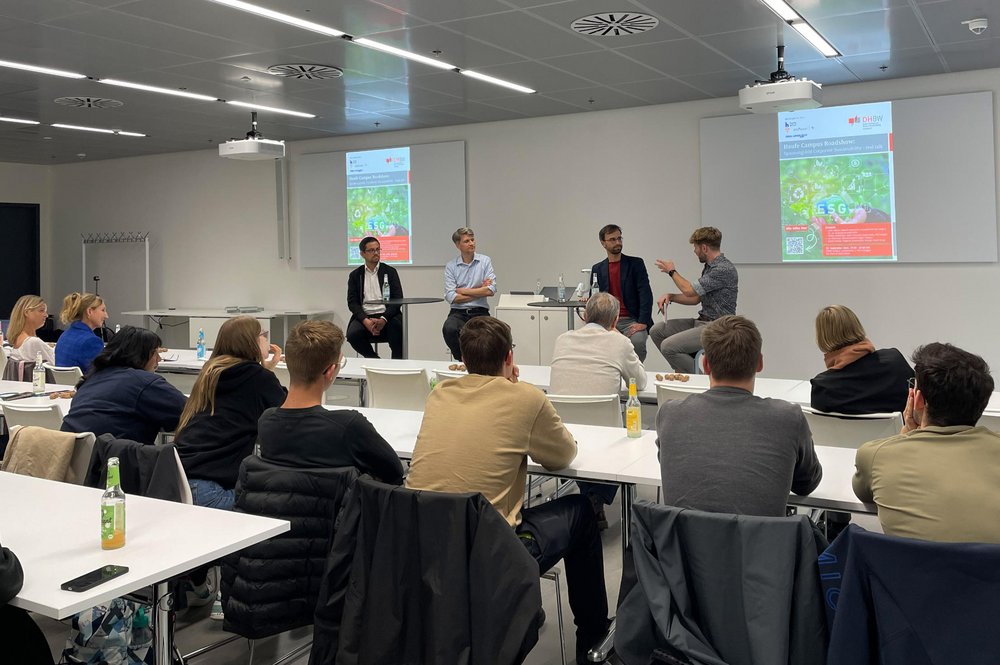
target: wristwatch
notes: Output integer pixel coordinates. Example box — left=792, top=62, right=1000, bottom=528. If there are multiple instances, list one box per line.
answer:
left=667, top=269, right=676, bottom=277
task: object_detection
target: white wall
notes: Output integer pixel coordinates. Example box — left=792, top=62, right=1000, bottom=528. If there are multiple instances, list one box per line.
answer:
left=46, top=67, right=1000, bottom=377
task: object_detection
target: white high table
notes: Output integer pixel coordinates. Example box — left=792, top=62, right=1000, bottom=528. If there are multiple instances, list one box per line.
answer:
left=0, top=472, right=288, bottom=665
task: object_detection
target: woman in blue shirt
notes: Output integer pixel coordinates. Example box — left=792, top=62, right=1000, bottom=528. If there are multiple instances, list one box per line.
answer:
left=55, top=292, right=107, bottom=372
left=61, top=326, right=186, bottom=444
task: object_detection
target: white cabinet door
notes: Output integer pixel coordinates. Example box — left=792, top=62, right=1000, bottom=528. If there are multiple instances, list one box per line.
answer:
left=497, top=309, right=541, bottom=365
left=539, top=309, right=572, bottom=365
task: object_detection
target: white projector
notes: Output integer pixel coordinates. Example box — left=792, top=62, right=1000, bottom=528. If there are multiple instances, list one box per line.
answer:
left=738, top=79, right=823, bottom=113
left=218, top=138, right=285, bottom=160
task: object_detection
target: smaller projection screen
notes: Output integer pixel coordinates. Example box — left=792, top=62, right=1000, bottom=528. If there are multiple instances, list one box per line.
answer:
left=296, top=140, right=467, bottom=268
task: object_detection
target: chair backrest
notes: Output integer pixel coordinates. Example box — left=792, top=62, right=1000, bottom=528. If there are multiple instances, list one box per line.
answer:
left=309, top=478, right=541, bottom=665
left=547, top=394, right=623, bottom=427
left=171, top=447, right=193, bottom=504
left=44, top=363, right=83, bottom=386
left=615, top=501, right=827, bottom=665
left=433, top=369, right=467, bottom=383
left=1, top=358, right=33, bottom=382
left=363, top=366, right=431, bottom=410
left=1, top=402, right=64, bottom=430
left=655, top=383, right=704, bottom=406
left=801, top=407, right=902, bottom=448
left=0, top=346, right=7, bottom=379
left=4, top=426, right=94, bottom=484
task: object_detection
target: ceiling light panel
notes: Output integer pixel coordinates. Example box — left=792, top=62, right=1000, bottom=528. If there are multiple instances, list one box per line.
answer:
left=0, top=59, right=86, bottom=79
left=51, top=123, right=146, bottom=136
left=0, top=116, right=40, bottom=125
left=225, top=100, right=316, bottom=118
left=352, top=37, right=457, bottom=71
left=460, top=70, right=536, bottom=94
left=203, top=0, right=344, bottom=37
left=98, top=79, right=218, bottom=102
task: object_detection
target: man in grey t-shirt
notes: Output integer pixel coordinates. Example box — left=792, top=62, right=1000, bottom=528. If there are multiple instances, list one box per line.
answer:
left=656, top=315, right=822, bottom=516
left=650, top=226, right=738, bottom=373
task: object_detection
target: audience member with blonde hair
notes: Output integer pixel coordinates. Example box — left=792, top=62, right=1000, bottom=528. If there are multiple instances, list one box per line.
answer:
left=55, top=292, right=107, bottom=372
left=256, top=320, right=403, bottom=483
left=175, top=315, right=285, bottom=510
left=656, top=315, right=822, bottom=516
left=810, top=305, right=912, bottom=415
left=6, top=295, right=55, bottom=365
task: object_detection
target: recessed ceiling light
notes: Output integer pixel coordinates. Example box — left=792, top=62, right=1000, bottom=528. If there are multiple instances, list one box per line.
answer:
left=225, top=99, right=316, bottom=118
left=461, top=70, right=536, bottom=94
left=51, top=123, right=146, bottom=136
left=98, top=79, right=217, bottom=101
left=0, top=58, right=86, bottom=79
left=203, top=0, right=344, bottom=37
left=352, top=37, right=457, bottom=71
left=0, top=116, right=40, bottom=125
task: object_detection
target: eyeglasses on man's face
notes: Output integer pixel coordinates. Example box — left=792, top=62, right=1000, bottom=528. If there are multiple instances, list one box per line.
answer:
left=363, top=247, right=381, bottom=254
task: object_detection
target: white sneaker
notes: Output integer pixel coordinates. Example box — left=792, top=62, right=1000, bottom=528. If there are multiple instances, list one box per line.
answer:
left=210, top=595, right=224, bottom=621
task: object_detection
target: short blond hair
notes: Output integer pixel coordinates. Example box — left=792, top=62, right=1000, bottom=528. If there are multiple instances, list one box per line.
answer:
left=700, top=315, right=761, bottom=381
left=452, top=227, right=474, bottom=244
left=285, top=320, right=344, bottom=385
left=815, top=305, right=866, bottom=354
left=689, top=227, right=722, bottom=249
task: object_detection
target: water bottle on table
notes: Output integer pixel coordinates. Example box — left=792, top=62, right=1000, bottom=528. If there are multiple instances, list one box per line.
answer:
left=557, top=273, right=566, bottom=302
left=32, top=352, right=45, bottom=395
left=382, top=274, right=391, bottom=301
left=196, top=327, right=206, bottom=361
left=590, top=272, right=599, bottom=299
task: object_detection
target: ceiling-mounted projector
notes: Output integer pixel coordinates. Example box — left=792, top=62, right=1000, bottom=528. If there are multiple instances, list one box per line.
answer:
left=739, top=79, right=822, bottom=113
left=219, top=111, right=285, bottom=160
left=738, top=44, right=823, bottom=114
left=219, top=137, right=285, bottom=160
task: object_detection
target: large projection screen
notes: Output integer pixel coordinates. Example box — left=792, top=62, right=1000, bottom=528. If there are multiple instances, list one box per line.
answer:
left=700, top=91, right=997, bottom=263
left=296, top=140, right=467, bottom=268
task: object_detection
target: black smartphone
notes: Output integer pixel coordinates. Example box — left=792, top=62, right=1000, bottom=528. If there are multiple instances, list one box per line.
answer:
left=60, top=565, right=129, bottom=592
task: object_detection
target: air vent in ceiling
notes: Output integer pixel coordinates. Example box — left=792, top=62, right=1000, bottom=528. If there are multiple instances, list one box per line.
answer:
left=267, top=64, right=344, bottom=80
left=54, top=97, right=124, bottom=109
left=571, top=12, right=659, bottom=36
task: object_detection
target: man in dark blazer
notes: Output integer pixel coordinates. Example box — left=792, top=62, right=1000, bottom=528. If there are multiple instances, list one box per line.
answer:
left=347, top=237, right=404, bottom=359
left=590, top=224, right=653, bottom=362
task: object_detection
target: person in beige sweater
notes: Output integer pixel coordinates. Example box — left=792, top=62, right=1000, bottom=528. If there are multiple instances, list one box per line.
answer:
left=407, top=316, right=610, bottom=664
left=854, top=342, right=1000, bottom=543
left=549, top=292, right=645, bottom=521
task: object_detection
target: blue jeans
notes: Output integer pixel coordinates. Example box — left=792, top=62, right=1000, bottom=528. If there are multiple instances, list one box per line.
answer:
left=189, top=479, right=235, bottom=511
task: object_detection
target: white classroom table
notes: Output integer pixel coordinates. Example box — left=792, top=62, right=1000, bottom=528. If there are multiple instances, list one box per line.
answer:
left=124, top=308, right=335, bottom=346
left=0, top=379, right=73, bottom=414
left=0, top=472, right=288, bottom=665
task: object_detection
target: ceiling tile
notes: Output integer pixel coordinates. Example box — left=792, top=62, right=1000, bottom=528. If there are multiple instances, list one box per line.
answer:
left=701, top=25, right=828, bottom=68
left=676, top=69, right=766, bottom=97
left=650, top=0, right=783, bottom=36
left=374, top=0, right=513, bottom=24
left=526, top=0, right=686, bottom=46
left=476, top=91, right=587, bottom=114
left=541, top=49, right=666, bottom=85
left=613, top=77, right=710, bottom=104
left=425, top=100, right=526, bottom=122
left=45, top=8, right=260, bottom=61
left=112, top=0, right=338, bottom=51
left=838, top=46, right=946, bottom=79
left=412, top=60, right=594, bottom=100
left=783, top=59, right=860, bottom=85
left=916, top=0, right=996, bottom=46
left=811, top=7, right=933, bottom=56
left=337, top=79, right=464, bottom=106
left=358, top=24, right=526, bottom=69
left=442, top=10, right=602, bottom=59
left=265, top=0, right=428, bottom=36
left=938, top=36, right=1000, bottom=73
left=791, top=0, right=913, bottom=20
left=617, top=38, right=743, bottom=76
left=542, top=85, right=650, bottom=111
left=0, top=0, right=93, bottom=23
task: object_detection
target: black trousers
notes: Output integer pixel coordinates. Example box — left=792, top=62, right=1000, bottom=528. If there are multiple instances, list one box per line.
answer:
left=516, top=494, right=610, bottom=662
left=442, top=307, right=489, bottom=360
left=346, top=315, right=404, bottom=359
left=0, top=605, right=54, bottom=665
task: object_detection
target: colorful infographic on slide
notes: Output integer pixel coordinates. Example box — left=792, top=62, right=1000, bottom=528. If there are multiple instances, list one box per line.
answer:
left=778, top=102, right=896, bottom=262
left=346, top=147, right=412, bottom=265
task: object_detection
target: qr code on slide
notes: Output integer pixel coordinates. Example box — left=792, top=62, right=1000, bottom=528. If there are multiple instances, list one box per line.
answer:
left=785, top=237, right=805, bottom=255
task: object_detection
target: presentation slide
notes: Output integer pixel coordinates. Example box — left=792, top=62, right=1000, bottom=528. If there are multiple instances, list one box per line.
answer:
left=346, top=147, right=412, bottom=265
left=778, top=102, right=896, bottom=262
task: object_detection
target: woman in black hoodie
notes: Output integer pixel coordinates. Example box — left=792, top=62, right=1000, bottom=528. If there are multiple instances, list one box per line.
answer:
left=175, top=315, right=286, bottom=510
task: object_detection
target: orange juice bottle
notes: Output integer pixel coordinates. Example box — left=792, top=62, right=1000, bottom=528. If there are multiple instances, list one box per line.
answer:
left=101, top=457, right=126, bottom=550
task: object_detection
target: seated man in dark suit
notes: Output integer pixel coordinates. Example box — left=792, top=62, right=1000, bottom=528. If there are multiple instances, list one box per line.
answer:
left=590, top=224, right=653, bottom=362
left=346, top=237, right=404, bottom=359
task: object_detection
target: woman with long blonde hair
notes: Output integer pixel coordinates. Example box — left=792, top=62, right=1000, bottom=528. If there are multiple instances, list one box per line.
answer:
left=55, top=292, right=107, bottom=372
left=810, top=304, right=913, bottom=414
left=7, top=295, right=55, bottom=365
left=175, top=315, right=284, bottom=511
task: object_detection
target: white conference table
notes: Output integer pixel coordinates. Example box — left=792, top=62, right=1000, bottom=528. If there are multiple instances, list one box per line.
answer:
left=0, top=379, right=73, bottom=413
left=0, top=472, right=288, bottom=665
left=325, top=405, right=875, bottom=557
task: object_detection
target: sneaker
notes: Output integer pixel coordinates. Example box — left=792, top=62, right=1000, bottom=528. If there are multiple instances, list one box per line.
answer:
left=184, top=580, right=213, bottom=608
left=210, top=595, right=224, bottom=621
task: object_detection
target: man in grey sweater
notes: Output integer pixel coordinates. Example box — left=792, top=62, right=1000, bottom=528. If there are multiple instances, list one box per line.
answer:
left=656, top=315, right=822, bottom=516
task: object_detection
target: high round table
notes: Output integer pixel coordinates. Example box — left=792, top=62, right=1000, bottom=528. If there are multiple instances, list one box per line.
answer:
left=363, top=297, right=444, bottom=358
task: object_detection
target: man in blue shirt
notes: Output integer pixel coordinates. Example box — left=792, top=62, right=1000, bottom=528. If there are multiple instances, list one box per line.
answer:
left=442, top=227, right=497, bottom=360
